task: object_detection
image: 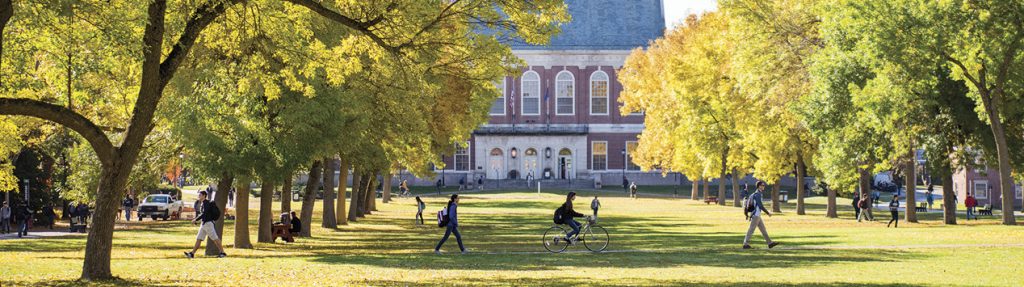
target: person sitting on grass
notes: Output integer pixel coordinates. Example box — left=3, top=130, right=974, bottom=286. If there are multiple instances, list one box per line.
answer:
left=184, top=191, right=226, bottom=259
left=560, top=192, right=586, bottom=242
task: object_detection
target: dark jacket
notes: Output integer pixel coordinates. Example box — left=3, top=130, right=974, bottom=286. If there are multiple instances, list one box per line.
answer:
left=446, top=202, right=459, bottom=226
left=561, top=201, right=585, bottom=220
left=194, top=200, right=218, bottom=223
left=852, top=195, right=861, bottom=208
left=290, top=217, right=302, bottom=233
left=123, top=198, right=134, bottom=208
left=744, top=191, right=770, bottom=218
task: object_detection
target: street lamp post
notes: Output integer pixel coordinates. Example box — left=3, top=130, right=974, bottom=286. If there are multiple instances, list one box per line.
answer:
left=23, top=178, right=30, bottom=203
left=621, top=149, right=627, bottom=192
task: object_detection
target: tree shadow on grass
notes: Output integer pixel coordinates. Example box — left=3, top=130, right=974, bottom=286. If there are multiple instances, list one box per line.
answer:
left=368, top=277, right=923, bottom=287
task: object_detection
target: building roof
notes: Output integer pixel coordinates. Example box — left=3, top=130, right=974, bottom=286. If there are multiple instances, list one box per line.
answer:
left=510, top=0, right=665, bottom=50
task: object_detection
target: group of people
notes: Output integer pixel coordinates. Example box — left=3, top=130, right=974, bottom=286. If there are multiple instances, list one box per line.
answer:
left=1, top=202, right=34, bottom=237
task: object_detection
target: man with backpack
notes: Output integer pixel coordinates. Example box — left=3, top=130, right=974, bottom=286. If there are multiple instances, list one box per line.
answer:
left=743, top=181, right=779, bottom=249
left=435, top=194, right=466, bottom=254
left=184, top=191, right=226, bottom=258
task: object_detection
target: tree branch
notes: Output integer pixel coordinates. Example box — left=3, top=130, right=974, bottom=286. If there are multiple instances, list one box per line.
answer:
left=284, top=0, right=399, bottom=54
left=160, top=0, right=244, bottom=87
left=0, top=98, right=116, bottom=165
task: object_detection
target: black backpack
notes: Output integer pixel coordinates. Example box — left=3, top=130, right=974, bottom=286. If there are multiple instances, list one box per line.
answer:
left=437, top=205, right=450, bottom=228
left=553, top=205, right=565, bottom=224
left=206, top=202, right=221, bottom=221
left=744, top=194, right=757, bottom=213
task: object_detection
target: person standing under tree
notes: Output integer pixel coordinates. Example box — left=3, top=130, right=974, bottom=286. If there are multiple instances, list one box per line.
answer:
left=1, top=202, right=10, bottom=234
left=184, top=191, right=226, bottom=258
left=926, top=185, right=935, bottom=210
left=435, top=194, right=467, bottom=254
left=887, top=196, right=900, bottom=228
left=122, top=195, right=134, bottom=222
left=852, top=192, right=861, bottom=220
left=743, top=181, right=779, bottom=249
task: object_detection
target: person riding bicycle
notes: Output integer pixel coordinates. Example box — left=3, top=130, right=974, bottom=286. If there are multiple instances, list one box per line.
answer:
left=558, top=192, right=586, bottom=242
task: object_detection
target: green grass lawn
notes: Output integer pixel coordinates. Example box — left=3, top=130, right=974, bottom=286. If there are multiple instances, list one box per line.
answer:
left=2, top=189, right=1023, bottom=286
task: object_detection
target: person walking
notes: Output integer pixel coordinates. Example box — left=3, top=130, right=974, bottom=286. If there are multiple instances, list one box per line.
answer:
left=76, top=202, right=89, bottom=225
left=743, top=181, right=779, bottom=249
left=435, top=194, right=466, bottom=254
left=415, top=196, right=426, bottom=225
left=16, top=204, right=31, bottom=238
left=458, top=177, right=465, bottom=191
left=184, top=191, right=226, bottom=258
left=1, top=202, right=10, bottom=234
left=622, top=177, right=629, bottom=193
left=926, top=185, right=935, bottom=211
left=122, top=195, right=135, bottom=222
left=857, top=192, right=873, bottom=222
left=43, top=204, right=55, bottom=229
left=400, top=180, right=409, bottom=197
left=629, top=182, right=638, bottom=199
left=887, top=196, right=900, bottom=228
left=965, top=192, right=977, bottom=220
left=435, top=179, right=443, bottom=195
left=591, top=196, right=601, bottom=220
left=228, top=187, right=235, bottom=208
left=477, top=176, right=484, bottom=191
left=852, top=192, right=861, bottom=220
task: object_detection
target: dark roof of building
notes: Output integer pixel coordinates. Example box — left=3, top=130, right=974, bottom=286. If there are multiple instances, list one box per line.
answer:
left=510, top=0, right=665, bottom=50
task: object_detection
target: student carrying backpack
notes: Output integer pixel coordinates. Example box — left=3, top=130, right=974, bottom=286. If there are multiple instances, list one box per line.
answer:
left=434, top=194, right=466, bottom=254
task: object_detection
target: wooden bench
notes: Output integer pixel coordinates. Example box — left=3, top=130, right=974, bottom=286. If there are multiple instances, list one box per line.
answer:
left=704, top=196, right=718, bottom=205
left=978, top=204, right=993, bottom=216
left=915, top=202, right=928, bottom=212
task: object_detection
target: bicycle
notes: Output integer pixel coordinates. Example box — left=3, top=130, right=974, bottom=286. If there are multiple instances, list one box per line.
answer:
left=542, top=215, right=609, bottom=253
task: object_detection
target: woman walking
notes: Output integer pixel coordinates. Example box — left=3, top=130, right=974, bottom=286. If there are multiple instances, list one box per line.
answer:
left=887, top=196, right=900, bottom=228
left=435, top=194, right=466, bottom=254
left=415, top=196, right=426, bottom=225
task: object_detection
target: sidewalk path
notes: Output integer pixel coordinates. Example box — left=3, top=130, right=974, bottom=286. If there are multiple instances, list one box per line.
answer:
left=0, top=230, right=85, bottom=240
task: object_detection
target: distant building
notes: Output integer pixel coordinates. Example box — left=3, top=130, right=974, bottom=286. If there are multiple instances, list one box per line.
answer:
left=952, top=167, right=1023, bottom=210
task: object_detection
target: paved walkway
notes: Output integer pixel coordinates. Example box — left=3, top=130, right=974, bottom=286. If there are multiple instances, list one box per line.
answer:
left=0, top=230, right=85, bottom=240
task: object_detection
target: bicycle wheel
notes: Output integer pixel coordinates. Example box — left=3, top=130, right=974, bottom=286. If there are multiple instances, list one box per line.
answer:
left=582, top=225, right=609, bottom=252
left=543, top=226, right=570, bottom=253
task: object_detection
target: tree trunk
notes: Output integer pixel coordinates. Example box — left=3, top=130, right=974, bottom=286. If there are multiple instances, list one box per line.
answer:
left=978, top=89, right=1017, bottom=225
left=860, top=168, right=873, bottom=220
left=348, top=171, right=362, bottom=222
left=382, top=170, right=393, bottom=203
left=80, top=162, right=131, bottom=279
left=718, top=150, right=727, bottom=206
left=796, top=153, right=806, bottom=215
left=690, top=177, right=698, bottom=200
left=206, top=174, right=232, bottom=256
left=363, top=174, right=376, bottom=214
left=299, top=161, right=322, bottom=237
left=702, top=178, right=709, bottom=200
left=322, top=157, right=337, bottom=228
left=336, top=158, right=349, bottom=225
left=732, top=168, right=741, bottom=207
left=826, top=184, right=837, bottom=218
left=233, top=176, right=252, bottom=249
left=941, top=157, right=957, bottom=225
left=771, top=178, right=781, bottom=213
left=281, top=172, right=292, bottom=213
left=905, top=152, right=917, bottom=223
left=257, top=179, right=275, bottom=243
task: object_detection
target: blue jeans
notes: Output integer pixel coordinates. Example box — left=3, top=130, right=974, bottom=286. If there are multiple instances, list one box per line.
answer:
left=18, top=220, right=28, bottom=236
left=1, top=218, right=8, bottom=233
left=566, top=220, right=581, bottom=239
left=435, top=224, right=465, bottom=252
left=125, top=209, right=132, bottom=221
left=966, top=207, right=975, bottom=219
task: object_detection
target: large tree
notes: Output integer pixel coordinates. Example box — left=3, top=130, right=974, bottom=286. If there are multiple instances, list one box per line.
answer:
left=0, top=0, right=569, bottom=279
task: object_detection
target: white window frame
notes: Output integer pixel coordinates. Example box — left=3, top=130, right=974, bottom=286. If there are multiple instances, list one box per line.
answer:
left=455, top=142, right=470, bottom=171
left=555, top=71, right=575, bottom=115
left=625, top=141, right=640, bottom=171
left=489, top=78, right=506, bottom=115
left=1016, top=183, right=1022, bottom=199
left=592, top=141, right=608, bottom=171
left=521, top=71, right=541, bottom=116
left=590, top=71, right=610, bottom=115
left=974, top=180, right=988, bottom=200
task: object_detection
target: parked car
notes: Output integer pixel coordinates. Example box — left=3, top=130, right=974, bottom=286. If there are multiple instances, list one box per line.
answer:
left=136, top=194, right=183, bottom=221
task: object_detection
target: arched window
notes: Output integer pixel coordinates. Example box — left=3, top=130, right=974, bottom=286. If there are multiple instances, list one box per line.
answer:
left=559, top=148, right=572, bottom=156
left=521, top=71, right=540, bottom=115
left=556, top=71, right=575, bottom=115
left=524, top=148, right=538, bottom=156
left=590, top=71, right=609, bottom=115
left=490, top=78, right=505, bottom=115
left=490, top=148, right=503, bottom=156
